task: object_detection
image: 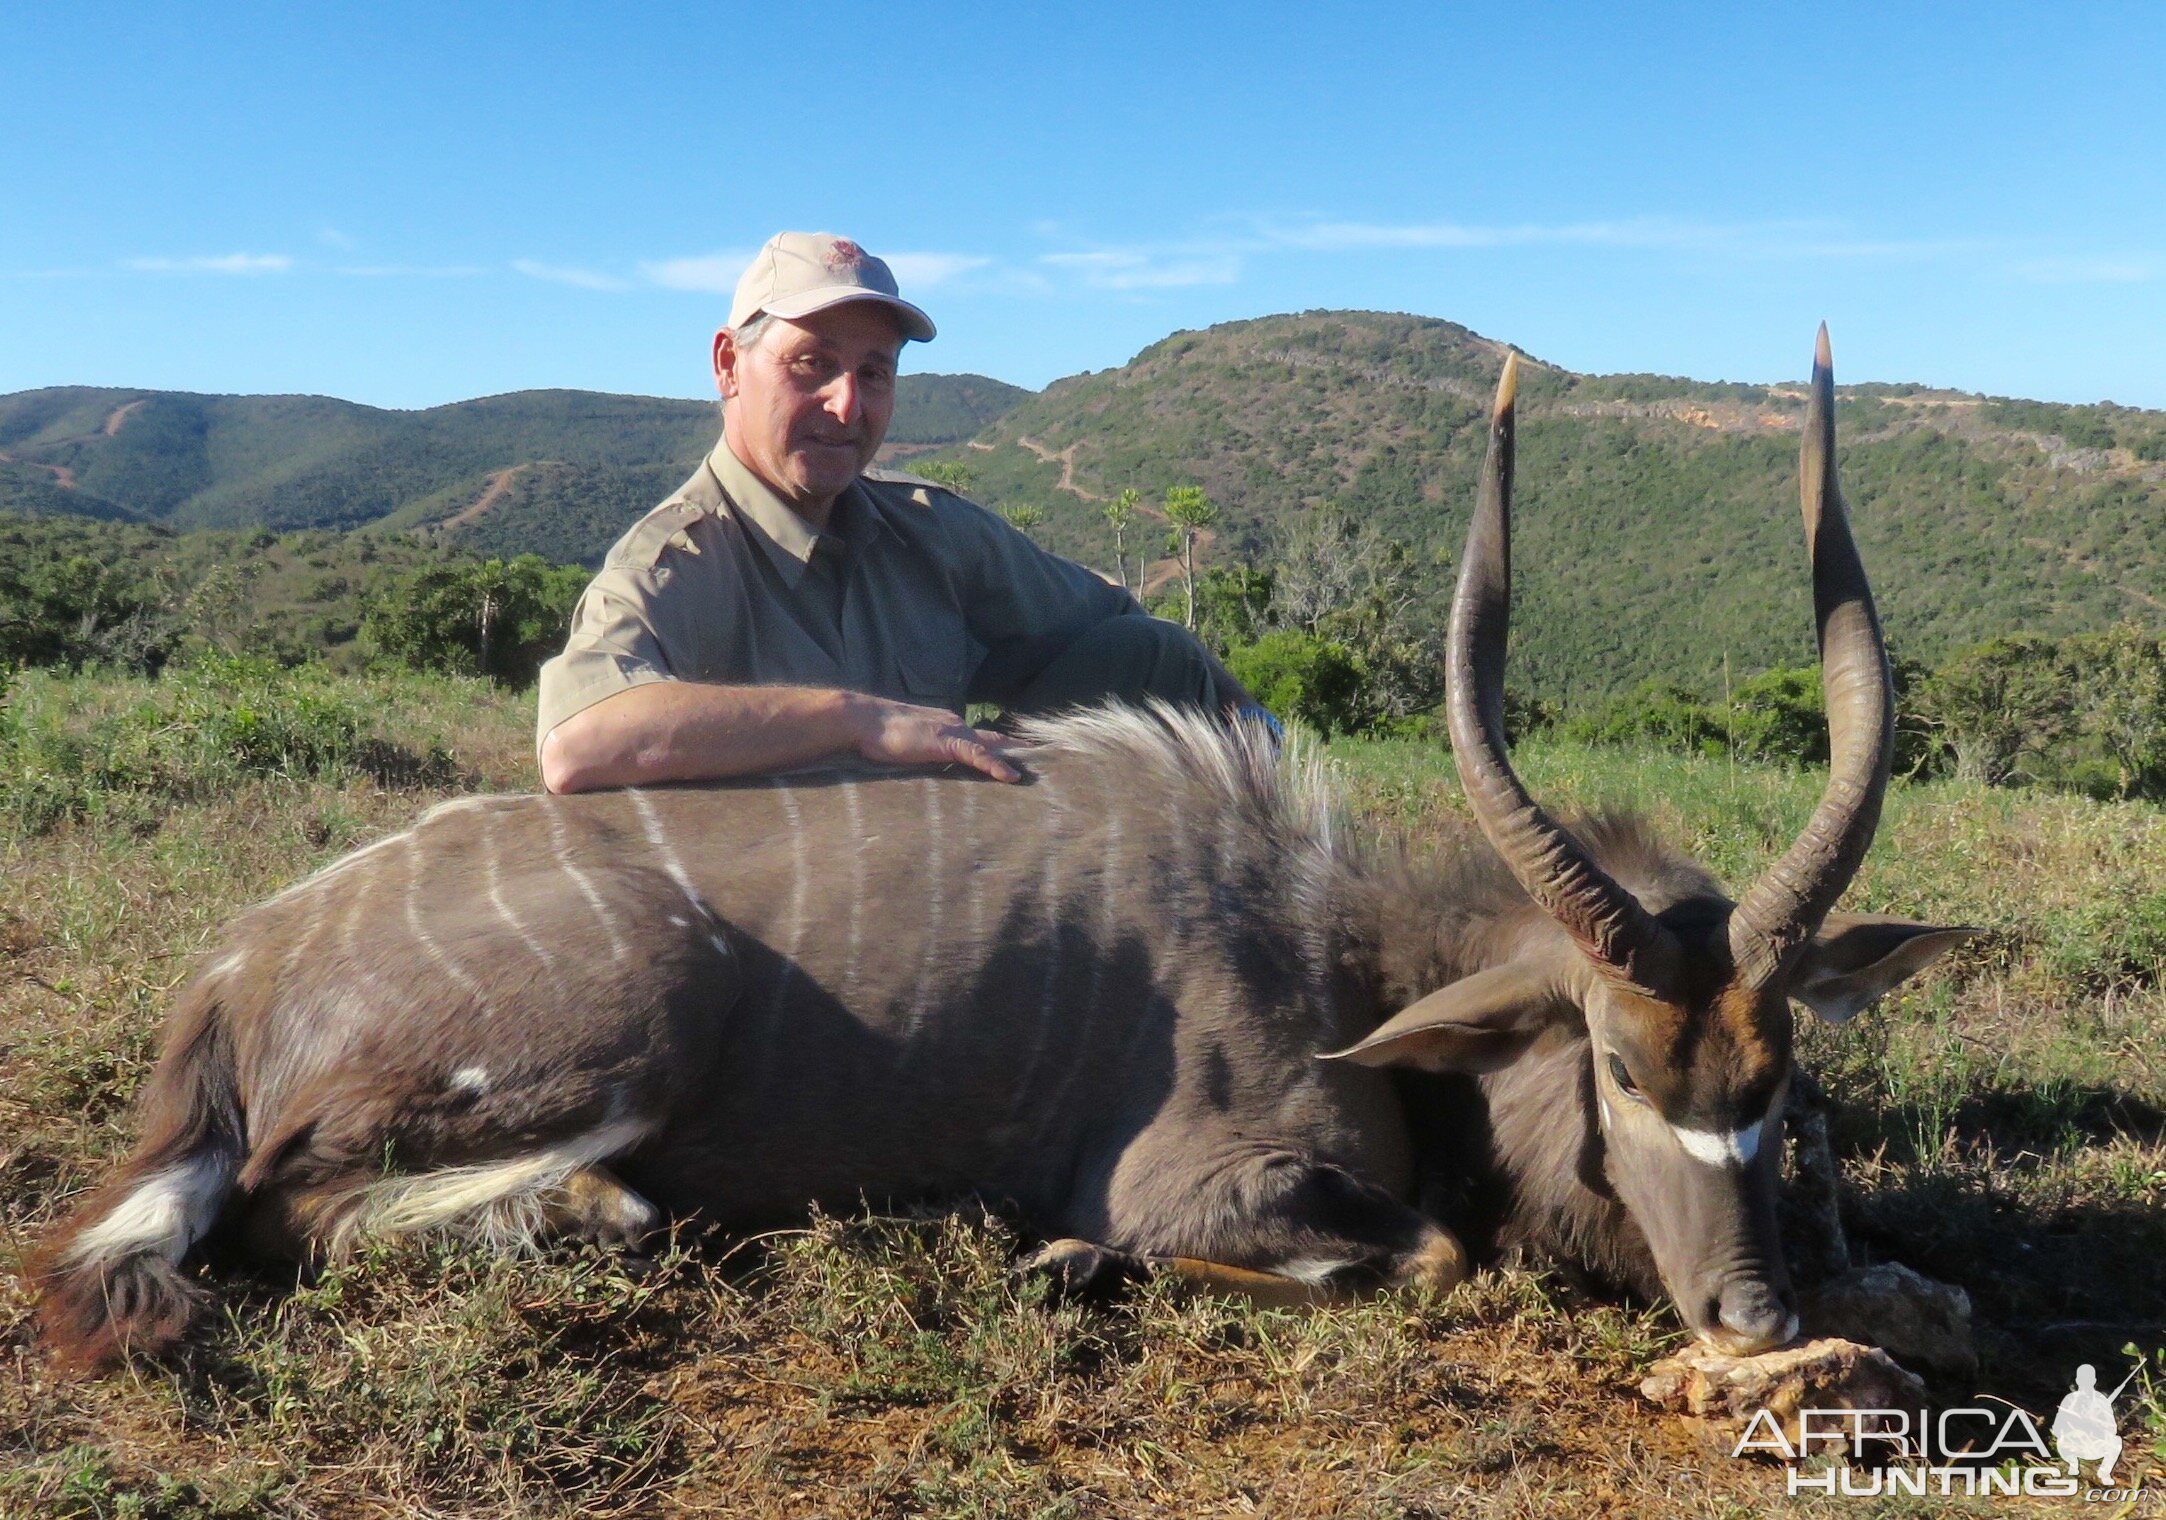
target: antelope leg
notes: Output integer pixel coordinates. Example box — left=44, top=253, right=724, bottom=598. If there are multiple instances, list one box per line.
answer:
left=540, top=1164, right=661, bottom=1250
left=1020, top=1224, right=1469, bottom=1308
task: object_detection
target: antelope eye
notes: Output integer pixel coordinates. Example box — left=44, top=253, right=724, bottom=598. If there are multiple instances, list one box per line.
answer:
left=1606, top=1054, right=1644, bottom=1099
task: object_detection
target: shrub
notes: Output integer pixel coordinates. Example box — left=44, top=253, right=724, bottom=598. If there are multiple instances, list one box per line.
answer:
left=0, top=554, right=176, bottom=674
left=1223, top=631, right=1368, bottom=736
left=0, top=659, right=458, bottom=835
left=364, top=555, right=586, bottom=687
left=1563, top=681, right=1727, bottom=756
left=1721, top=666, right=1828, bottom=766
left=1911, top=636, right=2077, bottom=787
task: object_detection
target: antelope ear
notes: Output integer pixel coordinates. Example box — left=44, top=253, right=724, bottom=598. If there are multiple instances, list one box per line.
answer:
left=1788, top=913, right=1980, bottom=1023
left=1319, top=963, right=1567, bottom=1073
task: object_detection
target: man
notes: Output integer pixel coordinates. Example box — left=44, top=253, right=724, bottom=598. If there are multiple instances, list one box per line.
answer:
left=537, top=230, right=1256, bottom=794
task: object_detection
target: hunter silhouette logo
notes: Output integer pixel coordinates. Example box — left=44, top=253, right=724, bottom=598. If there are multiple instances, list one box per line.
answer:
left=1734, top=1358, right=2150, bottom=1500
left=2053, top=1363, right=2133, bottom=1484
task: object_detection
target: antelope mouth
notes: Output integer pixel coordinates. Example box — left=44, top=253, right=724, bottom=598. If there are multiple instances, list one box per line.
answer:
left=1693, top=1279, right=1800, bottom=1356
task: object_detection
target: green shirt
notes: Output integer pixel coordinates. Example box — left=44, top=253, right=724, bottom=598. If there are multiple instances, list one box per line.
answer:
left=535, top=440, right=1140, bottom=747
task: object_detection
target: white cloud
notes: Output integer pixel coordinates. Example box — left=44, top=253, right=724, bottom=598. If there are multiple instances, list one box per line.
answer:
left=639, top=251, right=756, bottom=293
left=1041, top=249, right=1243, bottom=290
left=335, top=264, right=490, bottom=278
left=317, top=227, right=356, bottom=250
left=126, top=252, right=293, bottom=274
left=637, top=248, right=990, bottom=296
left=884, top=252, right=992, bottom=289
left=511, top=258, right=626, bottom=291
left=1256, top=215, right=1989, bottom=265
left=2010, top=254, right=2161, bottom=284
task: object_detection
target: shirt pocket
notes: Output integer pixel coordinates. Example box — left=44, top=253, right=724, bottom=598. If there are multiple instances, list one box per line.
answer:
left=892, top=621, right=971, bottom=708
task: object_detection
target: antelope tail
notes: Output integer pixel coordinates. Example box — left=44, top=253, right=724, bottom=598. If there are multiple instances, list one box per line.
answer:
left=32, top=993, right=244, bottom=1369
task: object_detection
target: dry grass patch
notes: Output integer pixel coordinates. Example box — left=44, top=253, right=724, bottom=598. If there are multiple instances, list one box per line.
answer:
left=2, top=681, right=2163, bottom=1515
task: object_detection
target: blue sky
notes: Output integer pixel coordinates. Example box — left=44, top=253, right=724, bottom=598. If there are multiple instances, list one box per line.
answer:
left=5, top=3, right=2162, bottom=409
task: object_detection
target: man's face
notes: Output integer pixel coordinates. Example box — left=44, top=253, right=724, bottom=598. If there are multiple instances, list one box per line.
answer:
left=716, top=302, right=904, bottom=514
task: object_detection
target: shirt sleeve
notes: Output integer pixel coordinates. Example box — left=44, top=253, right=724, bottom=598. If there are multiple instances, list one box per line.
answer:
left=940, top=495, right=1146, bottom=704
left=533, top=561, right=679, bottom=751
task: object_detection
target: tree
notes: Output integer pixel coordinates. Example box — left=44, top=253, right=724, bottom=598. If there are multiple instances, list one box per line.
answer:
left=913, top=459, right=977, bottom=496
left=1102, top=487, right=1141, bottom=593
left=364, top=555, right=588, bottom=686
left=1913, top=636, right=2077, bottom=786
left=1265, top=503, right=1439, bottom=722
left=1192, top=565, right=1273, bottom=650
left=177, top=558, right=266, bottom=657
left=2074, top=623, right=2166, bottom=798
left=1162, top=484, right=1216, bottom=631
left=1222, top=630, right=1366, bottom=736
left=998, top=503, right=1046, bottom=537
left=0, top=554, right=174, bottom=673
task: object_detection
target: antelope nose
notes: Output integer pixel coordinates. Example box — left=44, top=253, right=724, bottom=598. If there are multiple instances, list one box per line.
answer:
left=1716, top=1280, right=1795, bottom=1353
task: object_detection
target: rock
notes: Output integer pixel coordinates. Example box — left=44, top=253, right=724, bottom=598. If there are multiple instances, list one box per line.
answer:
left=1801, top=1261, right=1976, bottom=1377
left=1641, top=1337, right=1925, bottom=1424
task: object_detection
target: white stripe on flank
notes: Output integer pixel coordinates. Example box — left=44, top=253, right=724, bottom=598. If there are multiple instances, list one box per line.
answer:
left=1009, top=774, right=1068, bottom=1110
left=405, top=835, right=488, bottom=1007
left=961, top=781, right=985, bottom=950
left=1091, top=809, right=1126, bottom=1013
left=335, top=1113, right=653, bottom=1256
left=764, top=781, right=811, bottom=1044
left=484, top=813, right=556, bottom=969
left=1037, top=798, right=1122, bottom=1138
left=277, top=892, right=330, bottom=984
left=339, top=847, right=383, bottom=965
left=1116, top=787, right=1187, bottom=1073
left=905, top=778, right=945, bottom=1036
left=840, top=780, right=866, bottom=1002
left=262, top=826, right=413, bottom=909
left=627, top=788, right=706, bottom=916
left=1672, top=1120, right=1764, bottom=1168
left=546, top=798, right=628, bottom=961
left=66, top=1150, right=237, bottom=1264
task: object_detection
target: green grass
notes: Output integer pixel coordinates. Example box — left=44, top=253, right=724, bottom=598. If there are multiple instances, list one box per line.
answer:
left=1, top=672, right=2161, bottom=1516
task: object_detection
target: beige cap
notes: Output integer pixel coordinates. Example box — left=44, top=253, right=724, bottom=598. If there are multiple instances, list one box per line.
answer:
left=728, top=231, right=936, bottom=342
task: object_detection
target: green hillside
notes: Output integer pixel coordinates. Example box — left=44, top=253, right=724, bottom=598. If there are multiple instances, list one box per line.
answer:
left=0, top=372, right=1029, bottom=546
left=926, top=312, right=2166, bottom=703
left=9, top=314, right=2166, bottom=702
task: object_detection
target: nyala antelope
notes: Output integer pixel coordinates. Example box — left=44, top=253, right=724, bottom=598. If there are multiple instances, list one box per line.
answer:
left=38, top=329, right=1970, bottom=1371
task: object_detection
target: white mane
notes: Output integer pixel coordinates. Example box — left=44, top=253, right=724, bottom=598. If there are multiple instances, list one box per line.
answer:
left=1009, top=700, right=1346, bottom=864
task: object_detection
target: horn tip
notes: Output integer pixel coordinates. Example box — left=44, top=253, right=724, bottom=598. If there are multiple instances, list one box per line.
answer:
left=1814, top=323, right=1832, bottom=371
left=1494, top=351, right=1520, bottom=418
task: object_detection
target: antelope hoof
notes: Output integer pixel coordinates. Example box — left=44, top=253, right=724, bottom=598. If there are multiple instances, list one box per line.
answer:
left=542, top=1167, right=661, bottom=1252
left=1395, top=1225, right=1470, bottom=1296
left=1016, top=1237, right=1151, bottom=1299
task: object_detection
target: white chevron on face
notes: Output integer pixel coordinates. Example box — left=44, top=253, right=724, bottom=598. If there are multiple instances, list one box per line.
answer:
left=1670, top=1118, right=1763, bottom=1169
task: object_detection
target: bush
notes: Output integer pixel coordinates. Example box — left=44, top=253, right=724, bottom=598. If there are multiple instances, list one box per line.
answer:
left=1223, top=630, right=1368, bottom=736
left=1563, top=681, right=1727, bottom=756
left=0, top=659, right=458, bottom=835
left=1911, top=635, right=2077, bottom=787
left=1722, top=667, right=1828, bottom=766
left=364, top=555, right=586, bottom=686
left=0, top=554, right=176, bottom=674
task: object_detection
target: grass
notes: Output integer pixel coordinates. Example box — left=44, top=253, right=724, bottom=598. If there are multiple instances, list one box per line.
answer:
left=3, top=671, right=2163, bottom=1516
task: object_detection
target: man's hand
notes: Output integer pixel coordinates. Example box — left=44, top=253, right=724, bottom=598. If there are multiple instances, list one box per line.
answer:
left=848, top=694, right=1021, bottom=782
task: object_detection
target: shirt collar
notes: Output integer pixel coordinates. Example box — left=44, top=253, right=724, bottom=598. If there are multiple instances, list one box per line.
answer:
left=709, top=439, right=886, bottom=588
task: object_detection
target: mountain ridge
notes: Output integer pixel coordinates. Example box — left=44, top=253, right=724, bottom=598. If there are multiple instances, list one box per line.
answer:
left=7, top=312, right=2164, bottom=700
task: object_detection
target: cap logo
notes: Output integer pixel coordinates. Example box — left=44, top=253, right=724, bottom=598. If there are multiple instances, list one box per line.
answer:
left=823, top=239, right=865, bottom=273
